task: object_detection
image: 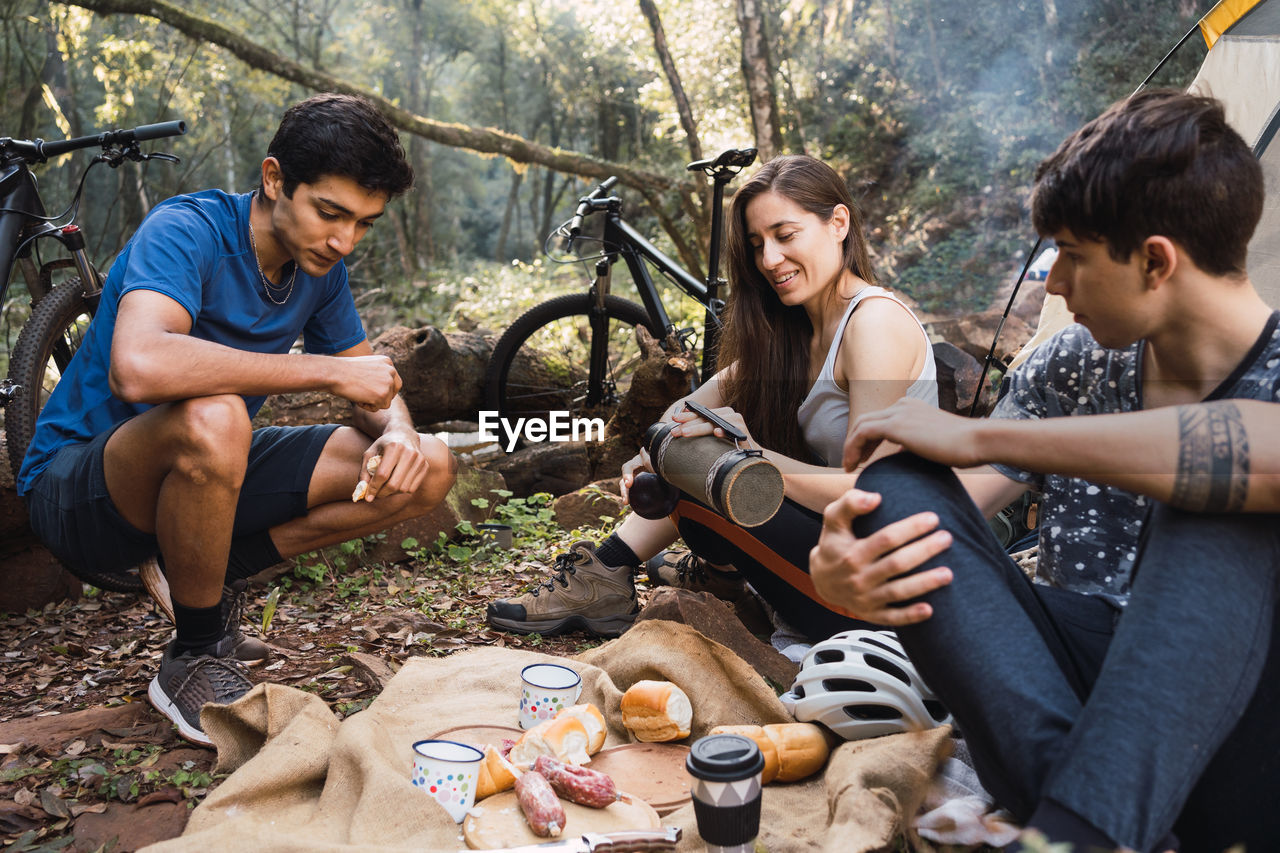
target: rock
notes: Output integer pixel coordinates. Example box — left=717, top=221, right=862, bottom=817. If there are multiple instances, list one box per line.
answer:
left=72, top=800, right=191, bottom=851
left=553, top=481, right=626, bottom=532
left=932, top=341, right=984, bottom=416
left=927, top=310, right=1034, bottom=365
left=486, top=440, right=592, bottom=497
left=340, top=651, right=397, bottom=690
left=358, top=461, right=507, bottom=565
left=635, top=589, right=799, bottom=691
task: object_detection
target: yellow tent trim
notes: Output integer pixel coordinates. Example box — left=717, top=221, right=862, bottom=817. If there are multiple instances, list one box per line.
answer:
left=1200, top=0, right=1264, bottom=48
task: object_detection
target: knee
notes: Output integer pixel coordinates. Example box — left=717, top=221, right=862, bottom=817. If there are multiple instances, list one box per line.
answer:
left=167, top=396, right=251, bottom=483
left=410, top=434, right=457, bottom=509
left=854, top=452, right=966, bottom=536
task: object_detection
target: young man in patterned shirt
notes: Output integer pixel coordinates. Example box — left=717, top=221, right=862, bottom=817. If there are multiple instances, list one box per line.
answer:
left=810, top=90, right=1280, bottom=851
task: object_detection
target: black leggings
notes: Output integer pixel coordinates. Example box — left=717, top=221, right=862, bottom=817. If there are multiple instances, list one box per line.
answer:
left=671, top=494, right=874, bottom=643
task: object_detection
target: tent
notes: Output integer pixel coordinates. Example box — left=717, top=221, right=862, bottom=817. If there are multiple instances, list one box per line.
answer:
left=1188, top=0, right=1280, bottom=308
left=996, top=0, right=1280, bottom=382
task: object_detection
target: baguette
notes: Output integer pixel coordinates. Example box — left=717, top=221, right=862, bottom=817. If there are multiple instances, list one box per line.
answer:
left=762, top=723, right=829, bottom=783
left=508, top=714, right=592, bottom=767
left=708, top=724, right=780, bottom=784
left=620, top=680, right=692, bottom=742
left=558, top=703, right=607, bottom=755
left=474, top=744, right=521, bottom=800
left=707, top=723, right=830, bottom=783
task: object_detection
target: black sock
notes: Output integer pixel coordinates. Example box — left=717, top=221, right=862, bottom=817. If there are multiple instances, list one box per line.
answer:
left=1007, top=799, right=1118, bottom=852
left=226, top=529, right=284, bottom=582
left=173, top=600, right=225, bottom=655
left=596, top=534, right=640, bottom=569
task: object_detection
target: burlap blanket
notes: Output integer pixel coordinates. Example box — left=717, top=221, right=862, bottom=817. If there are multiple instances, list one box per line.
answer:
left=141, top=620, right=950, bottom=852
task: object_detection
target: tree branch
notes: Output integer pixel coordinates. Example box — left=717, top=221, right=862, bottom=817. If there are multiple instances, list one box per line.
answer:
left=61, top=0, right=678, bottom=192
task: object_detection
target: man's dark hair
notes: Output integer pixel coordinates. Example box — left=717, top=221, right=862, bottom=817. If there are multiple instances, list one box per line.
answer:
left=263, top=93, right=414, bottom=198
left=1031, top=89, right=1262, bottom=276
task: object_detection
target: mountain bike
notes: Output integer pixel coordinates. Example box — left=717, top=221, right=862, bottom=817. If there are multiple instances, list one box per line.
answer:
left=0, top=120, right=186, bottom=589
left=482, top=147, right=757, bottom=429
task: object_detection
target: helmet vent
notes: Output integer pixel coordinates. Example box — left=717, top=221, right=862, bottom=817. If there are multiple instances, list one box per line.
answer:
left=924, top=699, right=949, bottom=723
left=793, top=685, right=806, bottom=699
left=822, top=677, right=875, bottom=693
left=813, top=649, right=845, bottom=665
left=862, top=636, right=907, bottom=660
left=864, top=655, right=912, bottom=686
left=842, top=703, right=904, bottom=721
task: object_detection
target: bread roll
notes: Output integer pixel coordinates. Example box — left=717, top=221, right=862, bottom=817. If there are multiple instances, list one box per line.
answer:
left=508, top=715, right=592, bottom=767
left=475, top=744, right=520, bottom=800
left=709, top=724, right=780, bottom=784
left=558, top=703, right=607, bottom=755
left=620, top=680, right=692, bottom=742
left=762, top=723, right=829, bottom=783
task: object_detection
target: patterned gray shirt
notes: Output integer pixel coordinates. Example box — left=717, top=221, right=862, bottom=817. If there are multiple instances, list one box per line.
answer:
left=990, top=313, right=1280, bottom=607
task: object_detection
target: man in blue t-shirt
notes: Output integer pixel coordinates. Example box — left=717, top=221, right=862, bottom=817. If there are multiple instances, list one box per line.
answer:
left=20, top=94, right=457, bottom=746
left=810, top=91, right=1280, bottom=851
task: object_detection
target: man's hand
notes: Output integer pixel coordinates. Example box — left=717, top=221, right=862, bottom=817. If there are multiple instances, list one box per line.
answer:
left=810, top=489, right=955, bottom=626
left=354, top=428, right=428, bottom=502
left=331, top=355, right=403, bottom=412
left=844, top=399, right=983, bottom=472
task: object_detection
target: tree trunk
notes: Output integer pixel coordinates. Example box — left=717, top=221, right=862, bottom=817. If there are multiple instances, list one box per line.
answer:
left=495, top=168, right=523, bottom=262
left=637, top=0, right=702, bottom=164
left=734, top=0, right=784, bottom=160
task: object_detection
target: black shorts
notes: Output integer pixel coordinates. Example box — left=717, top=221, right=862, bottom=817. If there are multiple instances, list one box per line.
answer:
left=23, top=422, right=339, bottom=580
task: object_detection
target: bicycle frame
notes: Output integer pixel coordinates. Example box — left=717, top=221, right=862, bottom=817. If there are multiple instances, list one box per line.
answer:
left=0, top=161, right=102, bottom=312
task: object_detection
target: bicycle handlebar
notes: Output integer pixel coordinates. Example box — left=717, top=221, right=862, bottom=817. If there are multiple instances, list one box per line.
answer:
left=567, top=175, right=620, bottom=238
left=1, top=120, right=187, bottom=164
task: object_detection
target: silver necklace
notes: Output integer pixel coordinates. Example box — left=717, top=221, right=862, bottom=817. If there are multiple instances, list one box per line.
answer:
left=247, top=205, right=297, bottom=305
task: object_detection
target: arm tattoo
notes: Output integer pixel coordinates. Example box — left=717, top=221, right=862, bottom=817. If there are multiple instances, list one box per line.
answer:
left=1171, top=401, right=1250, bottom=512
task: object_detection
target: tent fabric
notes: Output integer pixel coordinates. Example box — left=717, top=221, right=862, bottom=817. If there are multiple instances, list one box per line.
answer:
left=1189, top=0, right=1280, bottom=308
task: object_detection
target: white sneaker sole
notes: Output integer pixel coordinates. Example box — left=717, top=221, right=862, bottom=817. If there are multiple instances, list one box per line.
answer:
left=147, top=675, right=213, bottom=747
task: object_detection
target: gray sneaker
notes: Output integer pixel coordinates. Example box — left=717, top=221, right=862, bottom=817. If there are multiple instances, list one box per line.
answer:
left=147, top=637, right=254, bottom=746
left=646, top=549, right=748, bottom=601
left=141, top=558, right=269, bottom=666
left=487, top=541, right=638, bottom=637
left=221, top=579, right=270, bottom=666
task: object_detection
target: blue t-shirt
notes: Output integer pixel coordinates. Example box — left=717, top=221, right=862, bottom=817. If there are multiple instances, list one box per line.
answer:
left=990, top=312, right=1280, bottom=607
left=17, top=189, right=366, bottom=494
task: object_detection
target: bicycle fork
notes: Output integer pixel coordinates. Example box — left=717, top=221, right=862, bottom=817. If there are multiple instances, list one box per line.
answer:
left=586, top=256, right=614, bottom=407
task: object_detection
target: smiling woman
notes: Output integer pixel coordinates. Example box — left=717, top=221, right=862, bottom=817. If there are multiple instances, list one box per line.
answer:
left=486, top=155, right=939, bottom=644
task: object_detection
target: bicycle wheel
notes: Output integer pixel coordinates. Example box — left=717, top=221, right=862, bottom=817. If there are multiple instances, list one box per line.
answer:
left=6, top=278, right=93, bottom=478
left=483, top=293, right=659, bottom=437
left=7, top=278, right=146, bottom=593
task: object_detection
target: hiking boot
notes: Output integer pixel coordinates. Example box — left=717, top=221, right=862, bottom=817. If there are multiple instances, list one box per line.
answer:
left=646, top=549, right=748, bottom=601
left=486, top=541, right=638, bottom=637
left=147, top=636, right=254, bottom=746
left=221, top=579, right=270, bottom=666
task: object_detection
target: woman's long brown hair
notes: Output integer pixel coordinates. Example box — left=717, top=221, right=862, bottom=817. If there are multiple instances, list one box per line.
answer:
left=718, top=155, right=877, bottom=460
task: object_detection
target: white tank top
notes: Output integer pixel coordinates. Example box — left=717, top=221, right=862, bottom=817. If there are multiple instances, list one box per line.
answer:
left=796, top=285, right=937, bottom=466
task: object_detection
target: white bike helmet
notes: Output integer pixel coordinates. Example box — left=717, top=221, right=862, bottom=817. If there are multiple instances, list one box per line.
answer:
left=781, top=630, right=952, bottom=740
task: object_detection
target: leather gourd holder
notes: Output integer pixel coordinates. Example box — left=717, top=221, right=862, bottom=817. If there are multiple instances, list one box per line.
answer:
left=629, top=402, right=784, bottom=527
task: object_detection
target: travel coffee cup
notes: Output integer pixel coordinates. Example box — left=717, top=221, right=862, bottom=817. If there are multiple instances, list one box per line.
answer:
left=686, top=733, right=765, bottom=853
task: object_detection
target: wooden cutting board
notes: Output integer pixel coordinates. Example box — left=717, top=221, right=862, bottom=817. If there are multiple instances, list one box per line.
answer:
left=463, top=790, right=658, bottom=849
left=586, top=743, right=692, bottom=816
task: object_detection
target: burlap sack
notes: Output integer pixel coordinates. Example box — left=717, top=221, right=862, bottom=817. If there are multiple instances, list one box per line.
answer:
left=141, top=620, right=948, bottom=852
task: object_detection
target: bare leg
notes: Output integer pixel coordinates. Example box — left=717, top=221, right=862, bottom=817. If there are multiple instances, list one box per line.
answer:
left=612, top=513, right=679, bottom=562
left=267, top=426, right=457, bottom=559
left=103, top=395, right=252, bottom=609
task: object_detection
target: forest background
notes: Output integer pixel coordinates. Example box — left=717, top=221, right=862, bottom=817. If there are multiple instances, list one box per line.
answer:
left=2, top=0, right=1206, bottom=354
